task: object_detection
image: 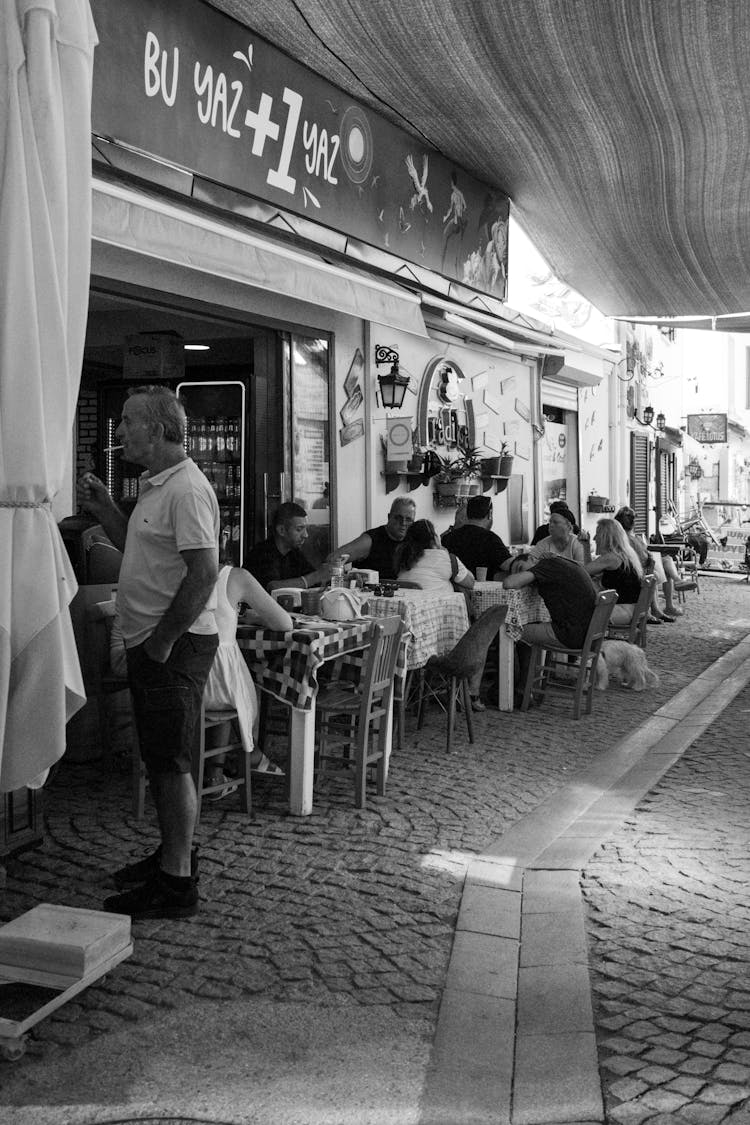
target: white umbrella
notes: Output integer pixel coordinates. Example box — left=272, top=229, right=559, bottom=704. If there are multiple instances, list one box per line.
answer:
left=0, top=0, right=97, bottom=791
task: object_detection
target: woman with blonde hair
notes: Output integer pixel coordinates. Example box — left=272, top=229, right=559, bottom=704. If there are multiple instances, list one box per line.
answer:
left=585, top=517, right=644, bottom=627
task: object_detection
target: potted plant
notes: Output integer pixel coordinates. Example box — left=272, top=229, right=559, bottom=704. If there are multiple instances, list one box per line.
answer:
left=498, top=442, right=514, bottom=477
left=481, top=441, right=514, bottom=477
left=435, top=445, right=482, bottom=498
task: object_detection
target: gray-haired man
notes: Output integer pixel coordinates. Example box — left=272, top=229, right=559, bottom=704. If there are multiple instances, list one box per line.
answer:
left=78, top=385, right=219, bottom=919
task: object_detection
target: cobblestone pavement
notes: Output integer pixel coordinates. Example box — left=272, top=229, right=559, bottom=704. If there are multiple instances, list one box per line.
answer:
left=584, top=657, right=750, bottom=1124
left=0, top=576, right=749, bottom=1122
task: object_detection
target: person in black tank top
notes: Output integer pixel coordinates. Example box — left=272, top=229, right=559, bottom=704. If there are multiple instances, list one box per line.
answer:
left=585, top=518, right=644, bottom=628
left=327, top=497, right=416, bottom=579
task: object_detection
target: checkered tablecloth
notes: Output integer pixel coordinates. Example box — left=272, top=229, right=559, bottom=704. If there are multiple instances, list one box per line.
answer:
left=469, top=582, right=551, bottom=642
left=366, top=590, right=470, bottom=669
left=237, top=617, right=373, bottom=710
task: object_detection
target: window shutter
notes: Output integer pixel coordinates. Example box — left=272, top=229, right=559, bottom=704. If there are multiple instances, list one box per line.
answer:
left=655, top=448, right=676, bottom=519
left=630, top=432, right=650, bottom=536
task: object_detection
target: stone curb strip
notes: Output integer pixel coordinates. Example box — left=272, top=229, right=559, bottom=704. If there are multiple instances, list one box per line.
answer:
left=419, top=633, right=750, bottom=1125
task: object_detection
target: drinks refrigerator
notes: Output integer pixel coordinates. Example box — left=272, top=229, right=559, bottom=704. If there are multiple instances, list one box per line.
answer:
left=178, top=381, right=246, bottom=566
left=99, top=380, right=247, bottom=566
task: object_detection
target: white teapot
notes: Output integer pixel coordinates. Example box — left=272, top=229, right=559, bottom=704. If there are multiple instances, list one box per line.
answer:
left=318, top=586, right=364, bottom=622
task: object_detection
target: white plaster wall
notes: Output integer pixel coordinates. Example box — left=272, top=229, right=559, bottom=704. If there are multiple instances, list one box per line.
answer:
left=364, top=325, right=536, bottom=545
left=577, top=377, right=612, bottom=535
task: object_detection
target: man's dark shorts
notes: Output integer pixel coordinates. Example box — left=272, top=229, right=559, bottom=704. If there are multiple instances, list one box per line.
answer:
left=126, top=633, right=218, bottom=775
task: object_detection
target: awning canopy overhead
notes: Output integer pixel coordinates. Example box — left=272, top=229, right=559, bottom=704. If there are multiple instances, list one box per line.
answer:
left=208, top=0, right=750, bottom=321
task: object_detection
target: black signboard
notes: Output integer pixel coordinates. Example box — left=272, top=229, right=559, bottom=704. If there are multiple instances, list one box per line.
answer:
left=686, top=413, right=728, bottom=444
left=91, top=0, right=510, bottom=299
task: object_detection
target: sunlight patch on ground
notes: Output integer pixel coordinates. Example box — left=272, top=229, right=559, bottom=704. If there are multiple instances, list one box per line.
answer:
left=420, top=850, right=474, bottom=878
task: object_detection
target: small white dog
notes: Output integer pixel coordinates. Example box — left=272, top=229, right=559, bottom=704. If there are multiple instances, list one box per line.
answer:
left=596, top=640, right=660, bottom=692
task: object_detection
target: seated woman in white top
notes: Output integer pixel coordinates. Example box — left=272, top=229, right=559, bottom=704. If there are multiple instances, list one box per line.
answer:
left=397, top=518, right=485, bottom=709
left=397, top=519, right=474, bottom=593
left=111, top=565, right=293, bottom=798
left=530, top=508, right=591, bottom=564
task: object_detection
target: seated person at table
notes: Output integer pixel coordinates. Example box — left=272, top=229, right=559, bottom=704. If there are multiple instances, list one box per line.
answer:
left=530, top=506, right=591, bottom=564
left=399, top=519, right=482, bottom=707
left=615, top=506, right=680, bottom=622
left=441, top=495, right=511, bottom=578
left=247, top=502, right=333, bottom=592
left=530, top=500, right=580, bottom=545
left=584, top=518, right=643, bottom=628
left=502, top=552, right=598, bottom=703
left=397, top=519, right=474, bottom=593
left=330, top=497, right=416, bottom=580
left=111, top=565, right=292, bottom=794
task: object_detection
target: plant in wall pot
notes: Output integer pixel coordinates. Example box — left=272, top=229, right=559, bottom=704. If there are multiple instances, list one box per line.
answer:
left=499, top=442, right=515, bottom=476
left=435, top=445, right=483, bottom=498
left=480, top=441, right=514, bottom=478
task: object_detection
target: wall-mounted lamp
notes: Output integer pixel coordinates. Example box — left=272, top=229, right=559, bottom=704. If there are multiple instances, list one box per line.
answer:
left=375, top=344, right=410, bottom=410
left=634, top=405, right=667, bottom=431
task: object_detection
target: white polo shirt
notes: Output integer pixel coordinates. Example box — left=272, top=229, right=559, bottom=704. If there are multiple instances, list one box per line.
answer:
left=117, top=459, right=219, bottom=648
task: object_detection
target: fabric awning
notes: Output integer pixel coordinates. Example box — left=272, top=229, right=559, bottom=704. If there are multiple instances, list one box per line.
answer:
left=92, top=178, right=428, bottom=338
left=207, top=0, right=750, bottom=320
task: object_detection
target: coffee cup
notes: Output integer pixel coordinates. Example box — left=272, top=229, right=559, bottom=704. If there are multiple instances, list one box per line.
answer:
left=476, top=567, right=488, bottom=581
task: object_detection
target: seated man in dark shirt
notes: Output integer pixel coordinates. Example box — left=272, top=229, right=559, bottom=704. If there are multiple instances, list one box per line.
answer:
left=502, top=552, right=598, bottom=704
left=330, top=497, right=416, bottom=580
left=441, top=494, right=511, bottom=578
left=247, top=502, right=333, bottom=592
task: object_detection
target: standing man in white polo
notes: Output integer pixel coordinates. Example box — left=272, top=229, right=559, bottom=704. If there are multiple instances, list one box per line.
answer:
left=78, top=385, right=219, bottom=919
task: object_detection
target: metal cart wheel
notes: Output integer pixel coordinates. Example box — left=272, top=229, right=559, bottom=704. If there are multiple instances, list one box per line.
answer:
left=0, top=1036, right=27, bottom=1061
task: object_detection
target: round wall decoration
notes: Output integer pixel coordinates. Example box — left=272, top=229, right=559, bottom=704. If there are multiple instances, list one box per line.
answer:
left=387, top=420, right=412, bottom=451
left=339, top=105, right=374, bottom=184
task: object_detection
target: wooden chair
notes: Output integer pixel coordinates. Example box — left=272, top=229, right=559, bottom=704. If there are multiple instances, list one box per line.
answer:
left=193, top=707, right=252, bottom=826
left=521, top=590, right=618, bottom=719
left=674, top=546, right=700, bottom=601
left=416, top=606, right=508, bottom=753
left=315, top=616, right=405, bottom=808
left=85, top=599, right=131, bottom=769
left=133, top=702, right=253, bottom=823
left=607, top=575, right=655, bottom=648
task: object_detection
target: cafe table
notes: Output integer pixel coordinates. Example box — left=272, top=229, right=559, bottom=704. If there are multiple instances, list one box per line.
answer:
left=236, top=614, right=376, bottom=815
left=468, top=582, right=551, bottom=710
left=366, top=589, right=470, bottom=743
left=365, top=589, right=470, bottom=670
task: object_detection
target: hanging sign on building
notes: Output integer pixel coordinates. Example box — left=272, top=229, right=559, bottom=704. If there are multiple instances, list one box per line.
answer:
left=92, top=0, right=509, bottom=300
left=686, top=413, right=728, bottom=444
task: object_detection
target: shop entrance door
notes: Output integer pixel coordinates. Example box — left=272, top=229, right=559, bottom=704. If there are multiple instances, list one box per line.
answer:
left=540, top=401, right=580, bottom=514
left=282, top=333, right=332, bottom=567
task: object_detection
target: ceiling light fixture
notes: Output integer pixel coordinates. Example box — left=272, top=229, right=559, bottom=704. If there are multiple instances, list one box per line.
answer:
left=184, top=343, right=210, bottom=351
